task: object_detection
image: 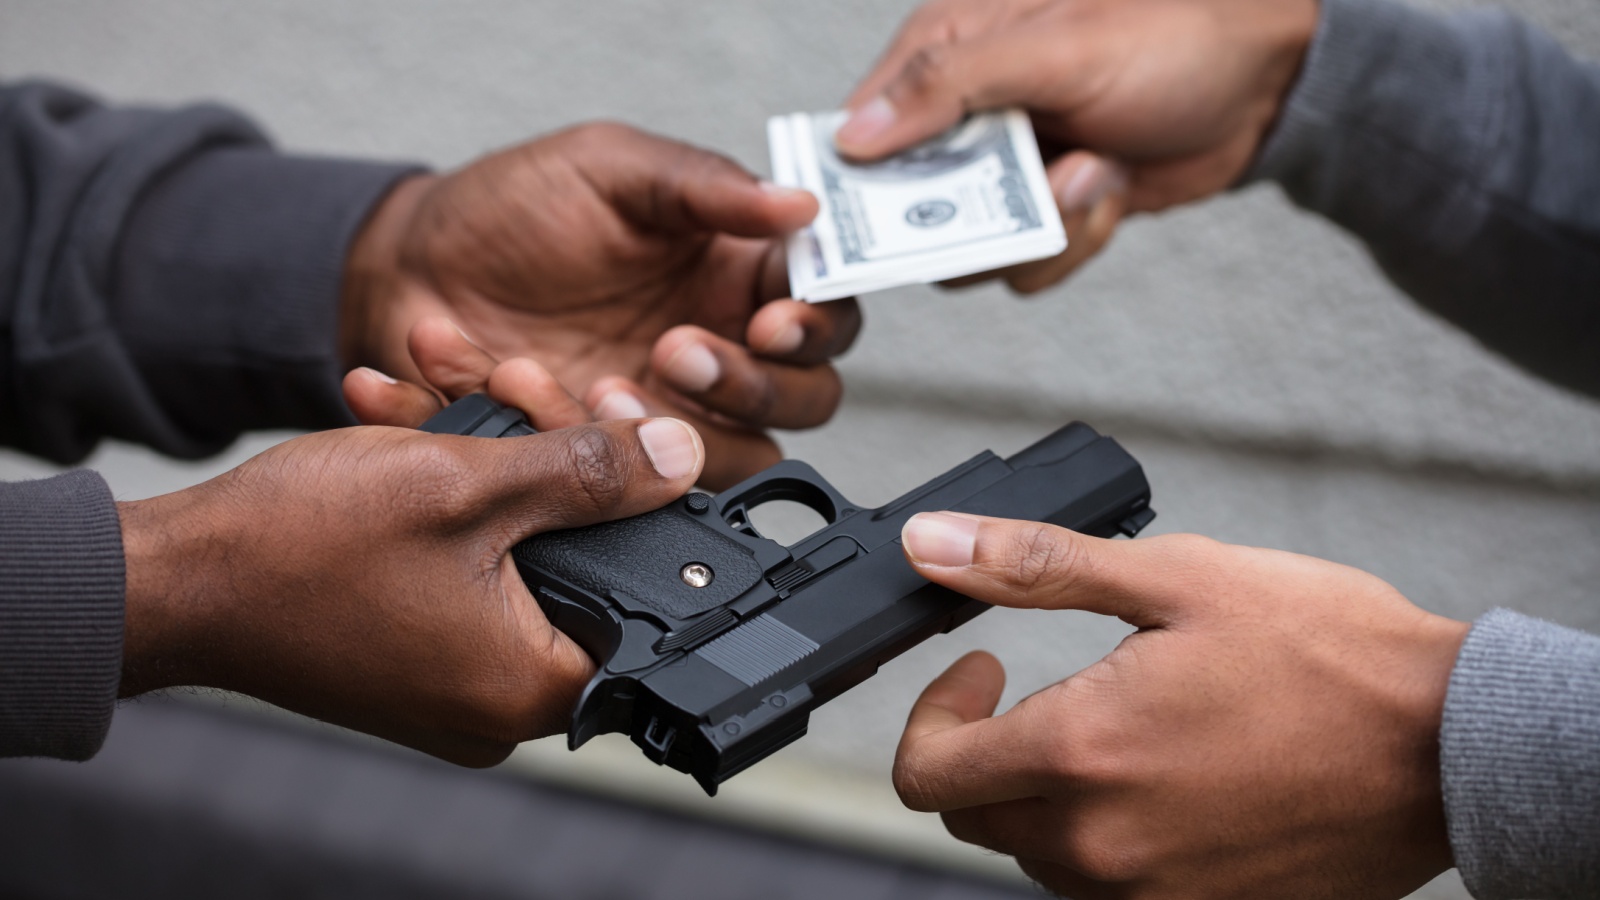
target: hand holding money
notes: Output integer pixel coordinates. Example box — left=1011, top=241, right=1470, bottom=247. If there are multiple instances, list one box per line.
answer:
left=833, top=0, right=1318, bottom=293
left=769, top=110, right=1065, bottom=301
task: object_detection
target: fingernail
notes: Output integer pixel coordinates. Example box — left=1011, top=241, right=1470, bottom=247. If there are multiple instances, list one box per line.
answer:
left=1058, top=158, right=1127, bottom=214
left=360, top=366, right=398, bottom=385
left=762, top=322, right=805, bottom=355
left=593, top=389, right=647, bottom=421
left=448, top=319, right=482, bottom=349
left=759, top=180, right=811, bottom=201
left=638, top=418, right=700, bottom=480
left=836, top=97, right=895, bottom=149
left=903, top=512, right=979, bottom=568
left=664, top=343, right=721, bottom=393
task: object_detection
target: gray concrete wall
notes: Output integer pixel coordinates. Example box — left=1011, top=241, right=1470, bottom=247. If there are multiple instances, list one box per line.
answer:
left=4, top=1, right=1598, bottom=897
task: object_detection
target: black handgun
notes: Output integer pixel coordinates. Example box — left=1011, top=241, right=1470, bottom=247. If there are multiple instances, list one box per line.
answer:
left=422, top=395, right=1155, bottom=794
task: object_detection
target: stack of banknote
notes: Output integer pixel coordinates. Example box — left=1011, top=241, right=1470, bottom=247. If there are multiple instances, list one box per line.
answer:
left=768, top=109, right=1066, bottom=302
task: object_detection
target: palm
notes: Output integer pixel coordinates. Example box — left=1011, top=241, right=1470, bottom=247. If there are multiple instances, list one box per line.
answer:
left=394, top=127, right=781, bottom=402
left=351, top=122, right=852, bottom=488
left=446, top=237, right=774, bottom=405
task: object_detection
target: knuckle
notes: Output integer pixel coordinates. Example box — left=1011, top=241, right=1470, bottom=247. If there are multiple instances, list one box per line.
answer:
left=682, top=144, right=745, bottom=182
left=1024, top=698, right=1083, bottom=775
left=562, top=119, right=634, bottom=149
left=898, top=44, right=957, bottom=99
left=1049, top=733, right=1125, bottom=790
left=740, top=365, right=843, bottom=429
left=1153, top=532, right=1221, bottom=560
left=1003, top=522, right=1084, bottom=594
left=398, top=439, right=481, bottom=522
left=559, top=426, right=632, bottom=515
left=1147, top=532, right=1229, bottom=588
left=736, top=370, right=782, bottom=424
left=1023, top=689, right=1125, bottom=787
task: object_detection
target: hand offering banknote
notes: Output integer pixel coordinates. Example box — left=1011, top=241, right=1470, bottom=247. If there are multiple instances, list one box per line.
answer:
left=768, top=109, right=1065, bottom=301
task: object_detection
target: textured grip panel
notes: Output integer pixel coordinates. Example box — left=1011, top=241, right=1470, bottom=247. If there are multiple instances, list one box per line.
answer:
left=513, top=508, right=763, bottom=621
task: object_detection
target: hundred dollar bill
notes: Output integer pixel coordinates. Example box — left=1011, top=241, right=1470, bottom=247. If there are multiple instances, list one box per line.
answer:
left=768, top=109, right=1065, bottom=302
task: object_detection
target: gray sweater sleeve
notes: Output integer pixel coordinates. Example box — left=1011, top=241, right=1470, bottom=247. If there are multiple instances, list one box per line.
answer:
left=1441, top=610, right=1600, bottom=898
left=0, top=81, right=419, bottom=760
left=1249, top=0, right=1600, bottom=399
left=1249, top=3, right=1600, bottom=894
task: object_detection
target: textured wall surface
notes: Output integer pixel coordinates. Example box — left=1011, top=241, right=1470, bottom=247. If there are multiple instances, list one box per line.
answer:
left=3, top=1, right=1598, bottom=897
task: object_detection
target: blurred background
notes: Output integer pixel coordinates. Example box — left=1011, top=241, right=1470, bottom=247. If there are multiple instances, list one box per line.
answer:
left=2, top=0, right=1598, bottom=897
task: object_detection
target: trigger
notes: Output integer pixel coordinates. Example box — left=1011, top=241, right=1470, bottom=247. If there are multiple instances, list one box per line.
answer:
left=536, top=586, right=612, bottom=661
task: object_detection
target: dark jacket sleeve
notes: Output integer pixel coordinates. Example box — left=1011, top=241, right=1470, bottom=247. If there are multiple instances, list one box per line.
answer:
left=0, top=80, right=420, bottom=761
left=0, top=80, right=419, bottom=462
left=1248, top=0, right=1600, bottom=399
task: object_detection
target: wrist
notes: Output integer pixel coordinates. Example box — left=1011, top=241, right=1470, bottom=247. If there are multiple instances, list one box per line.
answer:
left=339, top=173, right=441, bottom=372
left=117, top=491, right=233, bottom=696
left=1394, top=611, right=1472, bottom=871
left=1403, top=613, right=1471, bottom=750
left=1243, top=0, right=1322, bottom=146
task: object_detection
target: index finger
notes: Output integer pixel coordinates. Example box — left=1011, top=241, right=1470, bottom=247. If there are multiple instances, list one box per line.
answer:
left=901, top=513, right=1206, bottom=627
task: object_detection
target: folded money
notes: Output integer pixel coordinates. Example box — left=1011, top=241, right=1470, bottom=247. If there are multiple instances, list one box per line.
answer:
left=768, top=109, right=1066, bottom=302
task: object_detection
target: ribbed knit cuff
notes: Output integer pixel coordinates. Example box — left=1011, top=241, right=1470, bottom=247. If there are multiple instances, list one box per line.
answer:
left=1441, top=608, right=1600, bottom=899
left=0, top=470, right=124, bottom=761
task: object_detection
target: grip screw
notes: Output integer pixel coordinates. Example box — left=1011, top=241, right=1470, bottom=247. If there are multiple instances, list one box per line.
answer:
left=680, top=563, right=714, bottom=588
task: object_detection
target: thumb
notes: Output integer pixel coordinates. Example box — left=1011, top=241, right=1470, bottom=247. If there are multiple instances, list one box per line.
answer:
left=585, top=125, right=818, bottom=237
left=835, top=26, right=1088, bottom=160
left=900, top=512, right=1178, bottom=626
left=462, top=417, right=705, bottom=537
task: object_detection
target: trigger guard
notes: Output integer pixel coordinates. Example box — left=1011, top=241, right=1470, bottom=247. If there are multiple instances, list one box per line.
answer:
left=715, top=460, right=857, bottom=531
left=565, top=618, right=665, bottom=749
